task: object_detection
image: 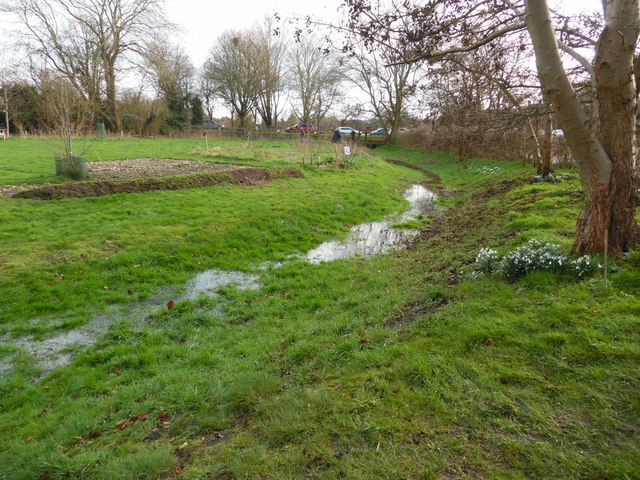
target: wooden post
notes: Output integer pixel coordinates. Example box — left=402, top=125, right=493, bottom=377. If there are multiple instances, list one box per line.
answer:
left=205, top=133, right=209, bottom=153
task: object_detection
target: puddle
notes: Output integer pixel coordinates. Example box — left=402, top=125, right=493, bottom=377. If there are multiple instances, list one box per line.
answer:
left=306, top=185, right=437, bottom=263
left=183, top=270, right=260, bottom=299
left=1, top=270, right=261, bottom=379
left=2, top=185, right=434, bottom=379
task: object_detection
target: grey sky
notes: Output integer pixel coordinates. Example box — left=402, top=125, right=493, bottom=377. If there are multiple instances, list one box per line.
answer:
left=165, top=0, right=602, bottom=67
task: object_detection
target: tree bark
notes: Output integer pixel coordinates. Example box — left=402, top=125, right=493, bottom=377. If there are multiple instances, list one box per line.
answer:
left=538, top=111, right=553, bottom=176
left=525, top=0, right=639, bottom=255
left=105, top=64, right=121, bottom=132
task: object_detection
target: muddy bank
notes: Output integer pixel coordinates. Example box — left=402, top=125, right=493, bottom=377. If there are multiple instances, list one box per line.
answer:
left=12, top=167, right=305, bottom=200
left=384, top=158, right=443, bottom=189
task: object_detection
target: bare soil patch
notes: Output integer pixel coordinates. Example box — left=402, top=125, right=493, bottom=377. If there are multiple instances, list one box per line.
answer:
left=86, top=158, right=246, bottom=180
left=6, top=158, right=304, bottom=200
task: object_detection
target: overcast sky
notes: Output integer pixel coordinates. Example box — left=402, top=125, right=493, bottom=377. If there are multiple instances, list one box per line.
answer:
left=1, top=0, right=603, bottom=69
left=165, top=0, right=602, bottom=67
left=164, top=0, right=342, bottom=66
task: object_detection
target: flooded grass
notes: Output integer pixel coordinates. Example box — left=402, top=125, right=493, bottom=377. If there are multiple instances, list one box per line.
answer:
left=2, top=184, right=435, bottom=378
left=1, top=140, right=638, bottom=480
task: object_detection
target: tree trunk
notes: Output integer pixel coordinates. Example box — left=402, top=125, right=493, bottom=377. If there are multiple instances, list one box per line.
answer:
left=537, top=111, right=553, bottom=176
left=3, top=86, right=9, bottom=138
left=105, top=64, right=121, bottom=132
left=525, top=0, right=639, bottom=255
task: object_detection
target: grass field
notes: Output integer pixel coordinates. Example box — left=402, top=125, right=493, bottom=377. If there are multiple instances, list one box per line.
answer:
left=0, top=137, right=638, bottom=479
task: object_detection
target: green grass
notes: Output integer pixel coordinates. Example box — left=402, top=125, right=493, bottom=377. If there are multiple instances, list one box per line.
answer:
left=0, top=141, right=421, bottom=329
left=0, top=136, right=354, bottom=185
left=0, top=139, right=638, bottom=479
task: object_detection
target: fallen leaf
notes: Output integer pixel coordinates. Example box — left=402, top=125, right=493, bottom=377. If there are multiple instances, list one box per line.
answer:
left=178, top=442, right=188, bottom=450
left=359, top=338, right=370, bottom=344
left=175, top=467, right=183, bottom=474
left=103, top=286, right=109, bottom=291
left=114, top=420, right=128, bottom=429
left=26, top=436, right=33, bottom=443
left=167, top=300, right=175, bottom=309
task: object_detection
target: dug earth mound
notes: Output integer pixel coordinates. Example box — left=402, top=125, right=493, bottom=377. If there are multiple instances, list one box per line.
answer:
left=9, top=158, right=305, bottom=200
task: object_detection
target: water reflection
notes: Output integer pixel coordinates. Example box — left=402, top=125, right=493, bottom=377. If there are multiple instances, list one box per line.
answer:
left=183, top=269, right=261, bottom=299
left=306, top=185, right=436, bottom=264
left=2, top=185, right=435, bottom=377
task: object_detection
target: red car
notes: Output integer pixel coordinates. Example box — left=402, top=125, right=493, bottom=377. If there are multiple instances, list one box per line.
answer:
left=284, top=123, right=315, bottom=133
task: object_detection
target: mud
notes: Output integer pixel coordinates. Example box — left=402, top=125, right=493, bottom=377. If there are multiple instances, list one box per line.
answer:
left=12, top=167, right=304, bottom=200
left=12, top=166, right=304, bottom=200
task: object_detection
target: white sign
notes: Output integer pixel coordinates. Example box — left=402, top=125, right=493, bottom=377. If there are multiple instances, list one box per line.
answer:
left=343, top=146, right=351, bottom=156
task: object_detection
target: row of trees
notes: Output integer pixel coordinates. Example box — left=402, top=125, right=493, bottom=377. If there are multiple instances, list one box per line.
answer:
left=0, top=0, right=428, bottom=136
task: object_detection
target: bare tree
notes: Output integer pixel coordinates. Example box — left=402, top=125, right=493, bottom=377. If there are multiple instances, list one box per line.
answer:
left=203, top=30, right=262, bottom=128
left=342, top=0, right=639, bottom=255
left=199, top=71, right=217, bottom=120
left=349, top=44, right=424, bottom=138
left=289, top=37, right=343, bottom=128
left=5, top=0, right=171, bottom=132
left=252, top=17, right=288, bottom=128
left=425, top=36, right=548, bottom=168
left=525, top=0, right=639, bottom=254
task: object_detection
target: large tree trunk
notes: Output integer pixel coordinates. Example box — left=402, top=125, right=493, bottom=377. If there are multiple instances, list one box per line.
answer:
left=583, top=0, right=640, bottom=254
left=525, top=0, right=639, bottom=256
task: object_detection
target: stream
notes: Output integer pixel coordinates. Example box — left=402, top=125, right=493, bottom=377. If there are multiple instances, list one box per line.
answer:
left=1, top=184, right=437, bottom=378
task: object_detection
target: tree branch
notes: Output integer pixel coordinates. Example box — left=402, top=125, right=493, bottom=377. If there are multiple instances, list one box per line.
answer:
left=386, top=21, right=527, bottom=66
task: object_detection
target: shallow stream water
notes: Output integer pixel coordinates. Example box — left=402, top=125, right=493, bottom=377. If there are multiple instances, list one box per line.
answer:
left=306, top=185, right=437, bottom=263
left=1, top=185, right=436, bottom=378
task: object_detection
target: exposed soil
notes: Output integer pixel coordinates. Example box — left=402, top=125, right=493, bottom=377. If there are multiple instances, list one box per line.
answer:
left=86, top=158, right=244, bottom=180
left=8, top=158, right=304, bottom=200
left=384, top=158, right=443, bottom=189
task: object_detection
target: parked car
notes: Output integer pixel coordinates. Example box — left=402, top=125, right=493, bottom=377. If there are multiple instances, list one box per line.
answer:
left=337, top=126, right=360, bottom=135
left=203, top=120, right=225, bottom=129
left=285, top=123, right=315, bottom=133
left=369, top=128, right=390, bottom=135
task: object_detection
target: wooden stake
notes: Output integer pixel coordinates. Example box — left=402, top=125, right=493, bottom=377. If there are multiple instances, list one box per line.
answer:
left=205, top=133, right=209, bottom=153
